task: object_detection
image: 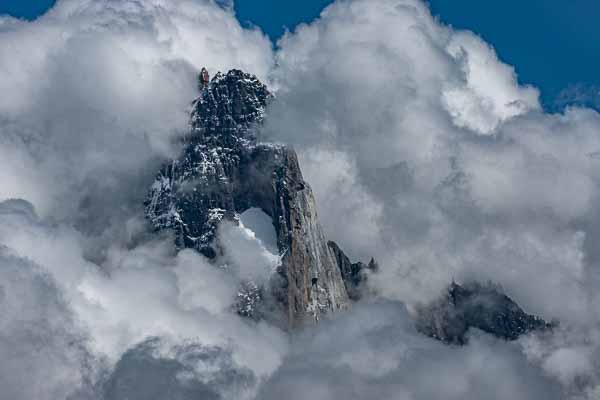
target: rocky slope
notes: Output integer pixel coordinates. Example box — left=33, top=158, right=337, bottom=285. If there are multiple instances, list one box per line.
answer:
left=145, top=69, right=353, bottom=327
left=416, top=281, right=553, bottom=345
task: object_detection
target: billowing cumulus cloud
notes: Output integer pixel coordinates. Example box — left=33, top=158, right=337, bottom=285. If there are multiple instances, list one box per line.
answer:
left=263, top=0, right=600, bottom=397
left=0, top=245, right=93, bottom=400
left=2, top=0, right=600, bottom=399
left=263, top=0, right=599, bottom=320
left=259, top=302, right=562, bottom=400
left=0, top=2, right=282, bottom=397
left=0, top=0, right=273, bottom=224
left=0, top=197, right=288, bottom=399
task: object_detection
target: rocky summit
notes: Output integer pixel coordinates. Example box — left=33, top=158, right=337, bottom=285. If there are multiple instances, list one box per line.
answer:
left=145, top=69, right=366, bottom=327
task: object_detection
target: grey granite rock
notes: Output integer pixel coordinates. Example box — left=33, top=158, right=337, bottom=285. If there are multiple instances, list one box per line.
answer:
left=145, top=69, right=349, bottom=327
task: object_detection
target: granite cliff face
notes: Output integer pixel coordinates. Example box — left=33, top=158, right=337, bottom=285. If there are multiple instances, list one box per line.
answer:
left=145, top=70, right=351, bottom=327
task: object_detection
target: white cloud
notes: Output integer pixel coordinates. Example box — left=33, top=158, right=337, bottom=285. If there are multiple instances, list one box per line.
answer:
left=2, top=0, right=600, bottom=398
left=262, top=1, right=600, bottom=397
left=0, top=198, right=288, bottom=398
left=0, top=0, right=273, bottom=219
left=443, top=31, right=540, bottom=134
left=258, top=302, right=561, bottom=400
left=0, top=246, right=92, bottom=400
left=217, top=216, right=281, bottom=284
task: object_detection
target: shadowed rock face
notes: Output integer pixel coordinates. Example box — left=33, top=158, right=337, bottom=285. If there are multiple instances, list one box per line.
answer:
left=327, top=241, right=378, bottom=301
left=416, top=281, right=553, bottom=345
left=145, top=70, right=349, bottom=327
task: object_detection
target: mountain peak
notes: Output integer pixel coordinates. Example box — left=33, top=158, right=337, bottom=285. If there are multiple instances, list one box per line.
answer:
left=191, top=69, right=271, bottom=147
left=145, top=69, right=360, bottom=327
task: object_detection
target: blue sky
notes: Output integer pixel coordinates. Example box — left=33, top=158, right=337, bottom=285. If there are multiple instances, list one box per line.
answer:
left=2, top=0, right=599, bottom=111
left=0, top=0, right=55, bottom=20
left=427, top=0, right=600, bottom=111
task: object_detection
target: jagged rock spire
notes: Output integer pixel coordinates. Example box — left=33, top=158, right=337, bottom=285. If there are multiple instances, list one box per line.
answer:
left=145, top=69, right=351, bottom=327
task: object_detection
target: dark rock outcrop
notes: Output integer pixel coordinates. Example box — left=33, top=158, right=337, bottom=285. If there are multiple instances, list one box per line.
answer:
left=416, top=281, right=553, bottom=345
left=327, top=241, right=378, bottom=301
left=145, top=69, right=349, bottom=327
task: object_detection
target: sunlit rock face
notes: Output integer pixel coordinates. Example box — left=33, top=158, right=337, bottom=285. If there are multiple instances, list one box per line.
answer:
left=145, top=69, right=350, bottom=327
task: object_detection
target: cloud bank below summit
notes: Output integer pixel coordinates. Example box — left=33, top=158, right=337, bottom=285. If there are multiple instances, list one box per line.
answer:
left=2, top=0, right=600, bottom=399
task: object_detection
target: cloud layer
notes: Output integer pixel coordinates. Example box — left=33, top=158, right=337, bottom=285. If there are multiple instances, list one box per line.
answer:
left=2, top=0, right=600, bottom=399
left=265, top=0, right=600, bottom=396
